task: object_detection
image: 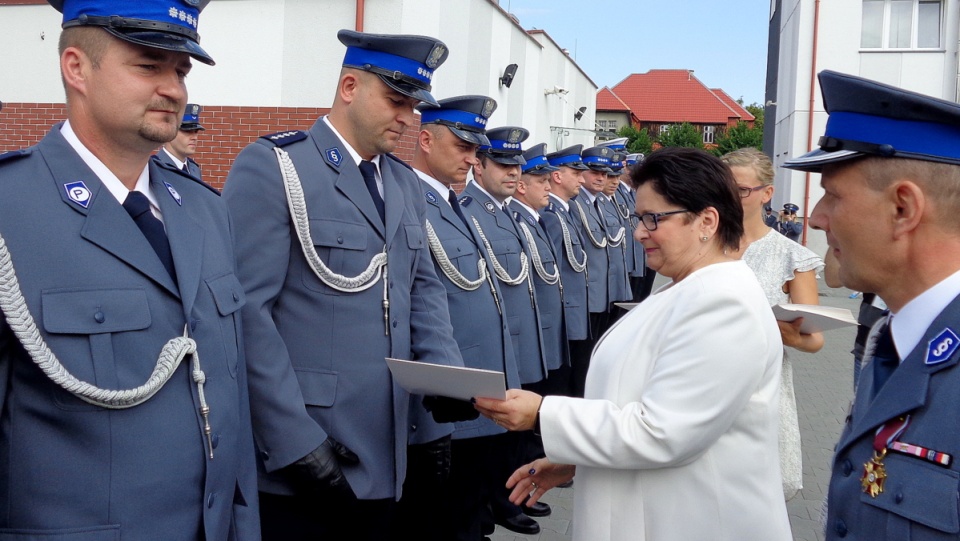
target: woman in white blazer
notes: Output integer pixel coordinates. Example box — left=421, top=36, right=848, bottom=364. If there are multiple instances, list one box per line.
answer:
left=476, top=147, right=792, bottom=541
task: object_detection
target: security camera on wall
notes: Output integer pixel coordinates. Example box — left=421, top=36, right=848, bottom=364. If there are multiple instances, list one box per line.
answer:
left=555, top=85, right=569, bottom=95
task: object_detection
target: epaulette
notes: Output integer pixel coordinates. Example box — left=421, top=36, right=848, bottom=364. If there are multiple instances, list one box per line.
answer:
left=458, top=195, right=473, bottom=207
left=259, top=130, right=308, bottom=147
left=384, top=152, right=414, bottom=172
left=544, top=202, right=558, bottom=213
left=150, top=155, right=220, bottom=196
left=0, top=148, right=31, bottom=166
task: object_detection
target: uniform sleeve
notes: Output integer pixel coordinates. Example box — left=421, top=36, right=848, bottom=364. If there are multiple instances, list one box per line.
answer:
left=540, top=275, right=779, bottom=469
left=222, top=142, right=327, bottom=472
left=405, top=173, right=464, bottom=368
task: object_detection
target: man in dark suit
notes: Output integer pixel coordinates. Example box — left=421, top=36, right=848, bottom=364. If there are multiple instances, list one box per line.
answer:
left=223, top=30, right=469, bottom=540
left=784, top=70, right=960, bottom=541
left=0, top=2, right=259, bottom=540
left=157, top=103, right=204, bottom=180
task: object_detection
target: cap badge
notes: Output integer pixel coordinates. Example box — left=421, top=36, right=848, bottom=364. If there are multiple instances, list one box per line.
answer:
left=482, top=99, right=496, bottom=119
left=426, top=44, right=446, bottom=69
left=507, top=129, right=523, bottom=144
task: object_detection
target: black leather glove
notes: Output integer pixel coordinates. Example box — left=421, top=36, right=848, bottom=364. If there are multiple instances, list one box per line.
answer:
left=411, top=435, right=452, bottom=483
left=422, top=395, right=479, bottom=423
left=284, top=436, right=359, bottom=500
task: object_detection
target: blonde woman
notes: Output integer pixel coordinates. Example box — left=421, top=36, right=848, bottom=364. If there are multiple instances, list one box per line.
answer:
left=722, top=147, right=824, bottom=500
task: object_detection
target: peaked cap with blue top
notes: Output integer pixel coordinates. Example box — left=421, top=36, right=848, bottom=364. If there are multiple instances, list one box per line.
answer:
left=546, top=144, right=589, bottom=171
left=521, top=143, right=558, bottom=175
left=417, top=95, right=496, bottom=146
left=338, top=29, right=449, bottom=107
left=479, top=126, right=529, bottom=166
left=784, top=70, right=960, bottom=172
left=48, top=0, right=214, bottom=65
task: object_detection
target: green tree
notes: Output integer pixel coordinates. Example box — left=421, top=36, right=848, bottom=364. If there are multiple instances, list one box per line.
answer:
left=745, top=102, right=764, bottom=132
left=657, top=122, right=704, bottom=149
left=617, top=125, right=654, bottom=155
left=712, top=121, right=764, bottom=156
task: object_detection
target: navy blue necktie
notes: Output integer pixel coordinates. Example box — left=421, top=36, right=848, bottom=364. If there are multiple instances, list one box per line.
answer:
left=448, top=189, right=468, bottom=227
left=359, top=160, right=385, bottom=224
left=123, top=191, right=176, bottom=281
left=871, top=320, right=898, bottom=398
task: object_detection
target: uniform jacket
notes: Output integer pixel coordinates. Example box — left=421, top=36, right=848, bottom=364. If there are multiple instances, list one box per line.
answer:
left=222, top=119, right=462, bottom=500
left=509, top=201, right=569, bottom=371
left=827, top=295, right=960, bottom=540
left=417, top=178, right=520, bottom=440
left=156, top=147, right=203, bottom=181
left=540, top=261, right=790, bottom=541
left=542, top=195, right=590, bottom=341
left=615, top=182, right=645, bottom=278
left=459, top=183, right=547, bottom=385
left=571, top=188, right=610, bottom=313
left=0, top=126, right=258, bottom=541
left=596, top=194, right=631, bottom=304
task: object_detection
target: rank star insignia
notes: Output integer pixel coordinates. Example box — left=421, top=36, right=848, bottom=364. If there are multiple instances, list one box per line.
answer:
left=861, top=450, right=888, bottom=498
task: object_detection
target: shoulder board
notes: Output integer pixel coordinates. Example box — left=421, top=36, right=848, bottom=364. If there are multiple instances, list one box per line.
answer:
left=544, top=202, right=557, bottom=213
left=259, top=130, right=308, bottom=147
left=151, top=155, right=220, bottom=196
left=512, top=211, right=522, bottom=222
left=458, top=195, right=473, bottom=207
left=0, top=148, right=31, bottom=166
left=384, top=153, right=414, bottom=172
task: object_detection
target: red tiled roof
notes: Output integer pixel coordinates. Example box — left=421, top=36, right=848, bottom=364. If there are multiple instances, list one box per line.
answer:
left=711, top=88, right=755, bottom=122
left=596, top=87, right=630, bottom=111
left=600, top=69, right=750, bottom=124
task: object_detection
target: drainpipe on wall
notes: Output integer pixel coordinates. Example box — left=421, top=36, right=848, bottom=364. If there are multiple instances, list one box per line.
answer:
left=802, top=0, right=821, bottom=246
left=356, top=0, right=365, bottom=31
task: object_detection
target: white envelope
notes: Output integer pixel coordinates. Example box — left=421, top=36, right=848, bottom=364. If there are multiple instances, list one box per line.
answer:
left=772, top=303, right=858, bottom=333
left=385, top=358, right=506, bottom=401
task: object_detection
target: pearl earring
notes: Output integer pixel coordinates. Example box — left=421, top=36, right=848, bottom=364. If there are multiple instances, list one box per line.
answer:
left=701, top=236, right=708, bottom=242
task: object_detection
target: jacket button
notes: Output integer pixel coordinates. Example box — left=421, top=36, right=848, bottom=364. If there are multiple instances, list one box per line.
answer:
left=233, top=292, right=240, bottom=302
left=337, top=236, right=344, bottom=244
left=94, top=311, right=105, bottom=323
left=895, top=492, right=904, bottom=504
left=392, top=320, right=398, bottom=328
left=212, top=433, right=220, bottom=449
left=841, top=459, right=853, bottom=476
left=835, top=519, right=847, bottom=537
left=411, top=424, right=417, bottom=432
left=207, top=493, right=215, bottom=508
left=260, top=450, right=269, bottom=461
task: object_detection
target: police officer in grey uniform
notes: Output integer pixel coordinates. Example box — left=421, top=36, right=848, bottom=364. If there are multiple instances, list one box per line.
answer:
left=223, top=30, right=470, bottom=540
left=408, top=95, right=523, bottom=541
left=543, top=145, right=591, bottom=397
left=156, top=103, right=204, bottom=180
left=0, top=2, right=259, bottom=539
left=460, top=126, right=547, bottom=535
left=784, top=70, right=960, bottom=541
left=600, top=150, right=633, bottom=320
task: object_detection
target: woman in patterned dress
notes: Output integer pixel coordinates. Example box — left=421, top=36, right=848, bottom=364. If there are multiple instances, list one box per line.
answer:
left=722, top=147, right=825, bottom=500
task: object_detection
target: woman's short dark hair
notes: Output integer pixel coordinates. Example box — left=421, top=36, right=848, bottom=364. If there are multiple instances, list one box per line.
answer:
left=630, top=147, right=744, bottom=251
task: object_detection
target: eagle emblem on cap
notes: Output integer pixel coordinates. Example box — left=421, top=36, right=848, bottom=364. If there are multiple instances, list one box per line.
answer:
left=426, top=44, right=447, bottom=69
left=600, top=148, right=612, bottom=157
left=482, top=99, right=496, bottom=119
left=188, top=104, right=200, bottom=115
left=184, top=0, right=201, bottom=6
left=507, top=129, right=524, bottom=144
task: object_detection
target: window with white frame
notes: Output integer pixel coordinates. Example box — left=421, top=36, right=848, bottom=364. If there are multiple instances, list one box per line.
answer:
left=659, top=125, right=670, bottom=136
left=703, top=125, right=715, bottom=144
left=861, top=0, right=941, bottom=49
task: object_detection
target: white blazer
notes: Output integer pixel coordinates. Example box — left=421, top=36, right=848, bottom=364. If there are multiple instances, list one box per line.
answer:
left=540, top=260, right=792, bottom=541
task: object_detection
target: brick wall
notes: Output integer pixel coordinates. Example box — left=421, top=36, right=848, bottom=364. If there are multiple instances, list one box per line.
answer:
left=0, top=103, right=421, bottom=191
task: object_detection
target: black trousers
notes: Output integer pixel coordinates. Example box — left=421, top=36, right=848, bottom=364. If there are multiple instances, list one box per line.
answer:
left=393, top=436, right=452, bottom=541
left=440, top=434, right=505, bottom=541
left=260, top=491, right=394, bottom=541
left=569, top=311, right=608, bottom=398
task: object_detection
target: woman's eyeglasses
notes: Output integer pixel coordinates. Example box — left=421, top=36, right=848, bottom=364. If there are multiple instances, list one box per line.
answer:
left=629, top=210, right=691, bottom=231
left=737, top=185, right=767, bottom=199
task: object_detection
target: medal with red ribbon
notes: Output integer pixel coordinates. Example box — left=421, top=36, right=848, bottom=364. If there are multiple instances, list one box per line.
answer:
left=862, top=416, right=910, bottom=498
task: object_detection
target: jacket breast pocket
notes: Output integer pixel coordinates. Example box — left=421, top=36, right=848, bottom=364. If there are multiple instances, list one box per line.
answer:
left=41, top=288, right=151, bottom=411
left=303, top=219, right=370, bottom=294
left=206, top=272, right=246, bottom=378
left=295, top=368, right=338, bottom=408
left=863, top=452, right=960, bottom=539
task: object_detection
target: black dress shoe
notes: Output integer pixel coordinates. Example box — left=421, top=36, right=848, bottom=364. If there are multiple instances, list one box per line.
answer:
left=495, top=513, right=541, bottom=535
left=521, top=500, right=552, bottom=517
left=558, top=479, right=574, bottom=488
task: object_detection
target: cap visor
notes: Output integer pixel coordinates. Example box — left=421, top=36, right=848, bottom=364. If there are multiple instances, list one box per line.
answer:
left=523, top=164, right=559, bottom=175
left=781, top=148, right=862, bottom=172
left=106, top=28, right=215, bottom=65
left=448, top=126, right=490, bottom=147
left=180, top=123, right=204, bottom=131
left=379, top=76, right=438, bottom=107
left=488, top=154, right=527, bottom=166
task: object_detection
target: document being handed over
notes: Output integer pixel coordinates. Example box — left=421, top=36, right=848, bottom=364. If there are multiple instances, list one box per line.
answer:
left=386, top=358, right=506, bottom=401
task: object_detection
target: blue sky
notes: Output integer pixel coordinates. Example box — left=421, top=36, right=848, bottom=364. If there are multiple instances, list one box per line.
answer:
left=503, top=0, right=771, bottom=106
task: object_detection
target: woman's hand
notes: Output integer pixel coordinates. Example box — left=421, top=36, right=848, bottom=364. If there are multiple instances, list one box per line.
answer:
left=474, top=389, right=542, bottom=431
left=506, top=458, right=576, bottom=506
left=777, top=318, right=824, bottom=353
